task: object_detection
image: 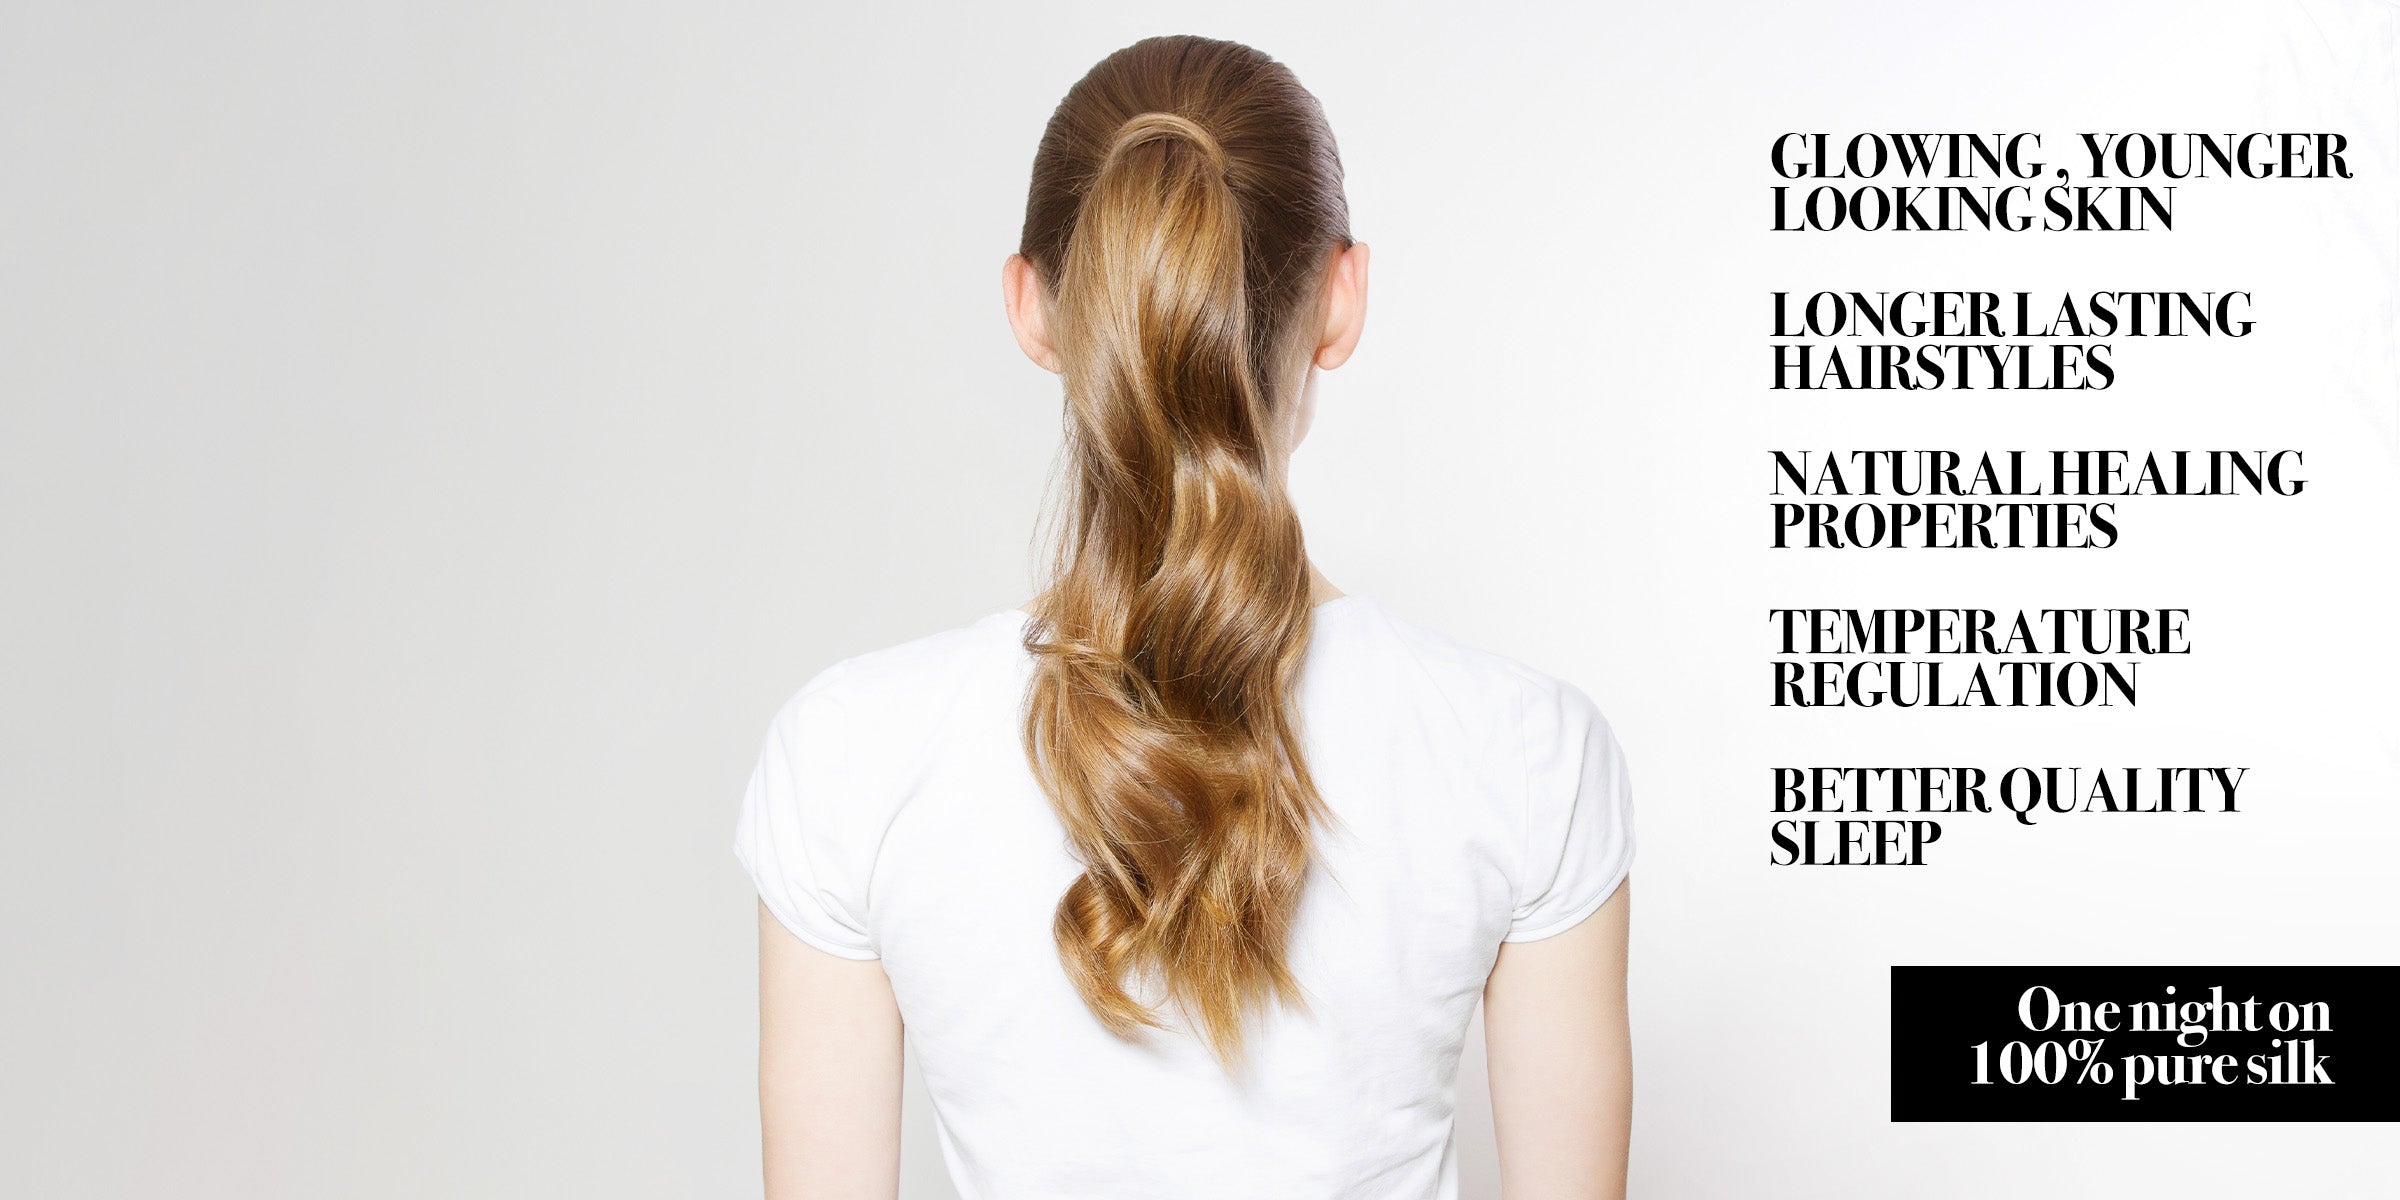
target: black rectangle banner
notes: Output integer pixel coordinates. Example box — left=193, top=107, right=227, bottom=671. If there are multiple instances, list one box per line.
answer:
left=1890, top=966, right=2400, bottom=1121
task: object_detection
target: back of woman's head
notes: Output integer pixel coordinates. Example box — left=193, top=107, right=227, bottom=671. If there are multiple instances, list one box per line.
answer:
left=1015, top=35, right=1353, bottom=1069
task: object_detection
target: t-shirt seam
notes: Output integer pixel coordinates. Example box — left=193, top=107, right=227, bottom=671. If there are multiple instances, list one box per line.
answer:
left=765, top=687, right=881, bottom=956
left=1498, top=834, right=1630, bottom=943
left=1513, top=670, right=1537, bottom=916
left=855, top=641, right=994, bottom=933
left=755, top=876, right=884, bottom=961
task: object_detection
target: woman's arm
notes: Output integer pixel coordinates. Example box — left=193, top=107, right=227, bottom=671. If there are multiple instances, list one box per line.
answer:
left=1483, top=879, right=1633, bottom=1200
left=757, top=901, right=904, bottom=1199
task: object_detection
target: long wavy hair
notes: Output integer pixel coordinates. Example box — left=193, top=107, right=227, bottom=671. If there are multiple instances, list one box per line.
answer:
left=1015, top=35, right=1353, bottom=1068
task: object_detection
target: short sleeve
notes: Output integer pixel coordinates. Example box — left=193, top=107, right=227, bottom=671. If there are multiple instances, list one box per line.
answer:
left=1505, top=677, right=1635, bottom=942
left=732, top=680, right=882, bottom=960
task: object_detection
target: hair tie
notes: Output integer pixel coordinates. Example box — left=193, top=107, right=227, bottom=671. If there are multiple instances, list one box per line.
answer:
left=1109, top=111, right=1228, bottom=171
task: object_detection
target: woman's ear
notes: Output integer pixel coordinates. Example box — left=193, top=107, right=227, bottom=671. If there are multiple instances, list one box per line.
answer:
left=1313, top=242, right=1370, bottom=370
left=1002, top=254, right=1061, bottom=373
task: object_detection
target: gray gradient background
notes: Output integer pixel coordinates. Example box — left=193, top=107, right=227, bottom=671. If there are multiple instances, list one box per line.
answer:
left=6, top=1, right=2397, bottom=1196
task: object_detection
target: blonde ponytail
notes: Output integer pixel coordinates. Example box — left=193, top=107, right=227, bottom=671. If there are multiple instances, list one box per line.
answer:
left=1016, top=36, right=1353, bottom=1068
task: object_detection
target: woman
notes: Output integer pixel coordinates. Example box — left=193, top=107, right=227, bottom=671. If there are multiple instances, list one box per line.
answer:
left=737, top=34, right=1633, bottom=1200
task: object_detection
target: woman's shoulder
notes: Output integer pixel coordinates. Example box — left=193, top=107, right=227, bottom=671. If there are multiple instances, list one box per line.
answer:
left=1318, top=597, right=1630, bottom=893
left=1322, top=594, right=1607, bottom=724
left=764, top=606, right=1027, bottom=741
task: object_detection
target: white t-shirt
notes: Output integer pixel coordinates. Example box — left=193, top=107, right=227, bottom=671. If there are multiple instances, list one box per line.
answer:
left=735, top=593, right=1633, bottom=1200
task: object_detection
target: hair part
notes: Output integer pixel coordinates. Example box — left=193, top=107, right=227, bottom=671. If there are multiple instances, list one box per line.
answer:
left=1015, top=34, right=1353, bottom=1069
